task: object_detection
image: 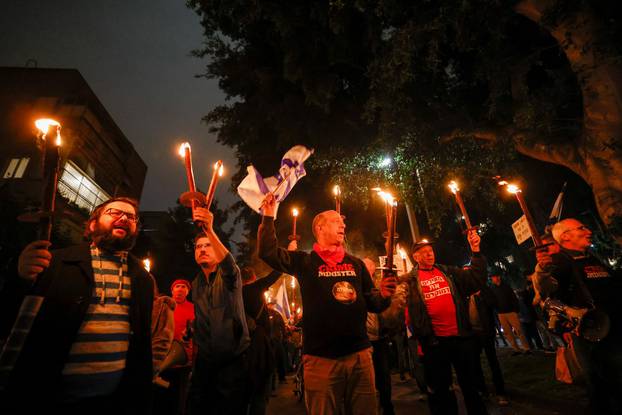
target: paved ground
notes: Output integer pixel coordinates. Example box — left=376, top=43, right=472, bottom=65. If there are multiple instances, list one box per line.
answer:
left=267, top=347, right=589, bottom=414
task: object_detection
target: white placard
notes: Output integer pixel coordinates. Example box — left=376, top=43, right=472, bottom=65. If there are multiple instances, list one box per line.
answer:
left=512, top=215, right=532, bottom=244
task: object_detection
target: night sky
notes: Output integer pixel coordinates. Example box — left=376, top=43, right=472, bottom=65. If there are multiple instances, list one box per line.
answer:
left=0, top=0, right=237, bottom=212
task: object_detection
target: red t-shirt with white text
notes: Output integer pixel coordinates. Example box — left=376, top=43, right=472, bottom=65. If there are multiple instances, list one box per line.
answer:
left=418, top=267, right=458, bottom=337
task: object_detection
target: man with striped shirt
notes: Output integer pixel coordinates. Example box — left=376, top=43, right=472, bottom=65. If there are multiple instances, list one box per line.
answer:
left=2, top=197, right=154, bottom=415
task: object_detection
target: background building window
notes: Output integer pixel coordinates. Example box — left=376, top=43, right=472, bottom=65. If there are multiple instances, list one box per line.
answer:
left=3, top=157, right=30, bottom=179
left=58, top=160, right=109, bottom=212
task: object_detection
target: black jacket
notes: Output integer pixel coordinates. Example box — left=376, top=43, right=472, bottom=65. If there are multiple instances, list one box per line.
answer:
left=2, top=244, right=154, bottom=414
left=407, top=254, right=487, bottom=347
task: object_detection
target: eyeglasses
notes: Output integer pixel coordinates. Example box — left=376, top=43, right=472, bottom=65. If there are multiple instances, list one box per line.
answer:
left=195, top=243, right=211, bottom=250
left=562, top=225, right=590, bottom=234
left=103, top=208, right=139, bottom=223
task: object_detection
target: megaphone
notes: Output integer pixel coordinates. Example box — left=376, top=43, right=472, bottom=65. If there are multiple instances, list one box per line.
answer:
left=543, top=298, right=610, bottom=342
left=153, top=340, right=189, bottom=388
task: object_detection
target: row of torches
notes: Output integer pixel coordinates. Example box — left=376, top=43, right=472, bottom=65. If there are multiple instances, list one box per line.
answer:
left=30, top=123, right=541, bottom=275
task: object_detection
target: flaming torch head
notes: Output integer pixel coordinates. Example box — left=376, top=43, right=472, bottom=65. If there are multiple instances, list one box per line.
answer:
left=333, top=185, right=341, bottom=197
left=448, top=180, right=459, bottom=194
left=142, top=258, right=151, bottom=272
left=399, top=247, right=407, bottom=260
left=178, top=142, right=190, bottom=158
left=35, top=119, right=61, bottom=145
left=292, top=208, right=299, bottom=217
left=215, top=160, right=224, bottom=176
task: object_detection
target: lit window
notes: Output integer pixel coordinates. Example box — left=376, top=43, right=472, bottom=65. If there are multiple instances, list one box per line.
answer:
left=58, top=160, right=110, bottom=212
left=3, top=158, right=30, bottom=179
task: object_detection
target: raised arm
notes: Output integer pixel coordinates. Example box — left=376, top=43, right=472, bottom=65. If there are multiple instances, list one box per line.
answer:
left=257, top=194, right=305, bottom=275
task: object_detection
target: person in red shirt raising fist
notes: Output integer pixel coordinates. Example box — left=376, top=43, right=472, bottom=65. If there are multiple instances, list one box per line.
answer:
left=406, top=230, right=488, bottom=415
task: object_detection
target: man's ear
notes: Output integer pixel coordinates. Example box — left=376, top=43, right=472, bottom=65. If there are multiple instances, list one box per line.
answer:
left=88, top=219, right=96, bottom=233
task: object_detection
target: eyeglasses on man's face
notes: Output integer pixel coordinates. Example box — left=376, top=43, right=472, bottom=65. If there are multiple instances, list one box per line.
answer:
left=103, top=207, right=139, bottom=223
left=562, top=225, right=590, bottom=234
left=195, top=243, right=211, bottom=250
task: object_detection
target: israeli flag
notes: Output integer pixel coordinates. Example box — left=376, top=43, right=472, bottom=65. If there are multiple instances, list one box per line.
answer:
left=237, top=145, right=314, bottom=217
left=274, top=280, right=291, bottom=321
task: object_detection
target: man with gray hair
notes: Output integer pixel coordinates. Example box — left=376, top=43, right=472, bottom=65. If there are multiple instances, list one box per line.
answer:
left=536, top=218, right=622, bottom=414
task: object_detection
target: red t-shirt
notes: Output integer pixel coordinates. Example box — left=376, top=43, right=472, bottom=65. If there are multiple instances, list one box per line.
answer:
left=418, top=268, right=458, bottom=337
left=174, top=300, right=195, bottom=363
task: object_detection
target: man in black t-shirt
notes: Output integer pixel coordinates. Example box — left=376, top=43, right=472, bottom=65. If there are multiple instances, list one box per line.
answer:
left=536, top=218, right=622, bottom=414
left=257, top=193, right=396, bottom=415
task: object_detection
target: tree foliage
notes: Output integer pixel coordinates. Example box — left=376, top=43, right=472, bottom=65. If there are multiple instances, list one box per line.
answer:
left=188, top=0, right=622, bottom=262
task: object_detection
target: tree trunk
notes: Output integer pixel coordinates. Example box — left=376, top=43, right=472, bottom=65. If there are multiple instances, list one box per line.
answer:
left=514, top=0, right=622, bottom=243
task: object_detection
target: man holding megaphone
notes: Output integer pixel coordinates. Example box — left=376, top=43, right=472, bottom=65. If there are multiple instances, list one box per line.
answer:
left=535, top=218, right=622, bottom=415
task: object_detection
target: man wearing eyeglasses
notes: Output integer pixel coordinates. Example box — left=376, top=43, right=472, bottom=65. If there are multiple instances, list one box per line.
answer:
left=2, top=197, right=154, bottom=414
left=536, top=218, right=622, bottom=414
left=186, top=207, right=249, bottom=415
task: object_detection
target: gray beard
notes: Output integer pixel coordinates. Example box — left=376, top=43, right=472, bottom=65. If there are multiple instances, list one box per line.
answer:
left=91, top=225, right=137, bottom=252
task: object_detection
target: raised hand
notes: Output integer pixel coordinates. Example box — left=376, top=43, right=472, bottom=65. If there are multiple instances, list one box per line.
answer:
left=467, top=228, right=481, bottom=252
left=261, top=193, right=277, bottom=217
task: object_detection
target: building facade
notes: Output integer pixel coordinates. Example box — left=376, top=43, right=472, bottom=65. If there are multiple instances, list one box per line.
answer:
left=0, top=66, right=147, bottom=254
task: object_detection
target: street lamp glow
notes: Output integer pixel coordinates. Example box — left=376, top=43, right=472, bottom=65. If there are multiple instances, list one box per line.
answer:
left=379, top=157, right=392, bottom=168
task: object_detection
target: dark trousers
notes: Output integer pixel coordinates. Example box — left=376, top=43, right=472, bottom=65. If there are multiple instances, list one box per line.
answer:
left=272, top=339, right=287, bottom=381
left=154, top=366, right=192, bottom=415
left=406, top=336, right=427, bottom=393
left=422, top=336, right=488, bottom=415
left=473, top=334, right=505, bottom=395
left=187, top=353, right=248, bottom=415
left=371, top=338, right=395, bottom=415
left=521, top=321, right=544, bottom=349
left=573, top=334, right=622, bottom=415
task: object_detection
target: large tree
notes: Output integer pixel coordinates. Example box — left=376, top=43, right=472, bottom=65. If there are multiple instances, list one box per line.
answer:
left=188, top=0, right=622, bottom=246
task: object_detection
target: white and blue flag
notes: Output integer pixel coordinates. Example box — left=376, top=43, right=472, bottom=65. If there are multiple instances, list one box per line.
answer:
left=237, top=145, right=313, bottom=217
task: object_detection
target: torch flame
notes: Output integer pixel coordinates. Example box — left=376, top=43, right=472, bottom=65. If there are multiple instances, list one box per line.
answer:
left=214, top=160, right=224, bottom=176
left=35, top=119, right=61, bottom=145
left=333, top=185, right=341, bottom=196
left=296, top=307, right=301, bottom=314
left=448, top=180, right=459, bottom=194
left=35, top=118, right=60, bottom=135
left=372, top=187, right=397, bottom=205
left=398, top=247, right=407, bottom=259
left=178, top=142, right=190, bottom=157
left=292, top=208, right=299, bottom=217
left=290, top=278, right=296, bottom=288
left=506, top=184, right=520, bottom=194
left=142, top=258, right=151, bottom=272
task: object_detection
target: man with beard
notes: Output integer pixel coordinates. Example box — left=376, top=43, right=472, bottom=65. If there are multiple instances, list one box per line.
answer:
left=186, top=207, right=249, bottom=415
left=1, top=197, right=154, bottom=415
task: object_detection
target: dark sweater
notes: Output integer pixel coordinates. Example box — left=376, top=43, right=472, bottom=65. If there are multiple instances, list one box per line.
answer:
left=257, top=217, right=390, bottom=358
left=242, top=270, right=282, bottom=329
left=490, top=282, right=519, bottom=313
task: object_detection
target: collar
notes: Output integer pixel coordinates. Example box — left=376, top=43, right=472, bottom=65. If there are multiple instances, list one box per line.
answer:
left=313, top=243, right=345, bottom=267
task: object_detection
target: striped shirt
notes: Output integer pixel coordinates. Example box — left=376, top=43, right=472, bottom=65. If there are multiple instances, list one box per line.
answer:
left=61, top=246, right=132, bottom=400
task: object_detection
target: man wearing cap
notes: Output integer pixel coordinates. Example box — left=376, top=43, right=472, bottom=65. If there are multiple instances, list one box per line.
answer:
left=186, top=207, right=249, bottom=415
left=257, top=193, right=396, bottom=415
left=406, top=232, right=488, bottom=415
left=152, top=279, right=194, bottom=415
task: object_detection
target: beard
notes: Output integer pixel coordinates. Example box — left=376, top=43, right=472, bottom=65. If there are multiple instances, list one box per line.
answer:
left=90, top=222, right=137, bottom=252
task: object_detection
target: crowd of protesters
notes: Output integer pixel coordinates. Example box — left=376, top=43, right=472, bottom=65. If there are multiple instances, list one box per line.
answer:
left=0, top=192, right=620, bottom=415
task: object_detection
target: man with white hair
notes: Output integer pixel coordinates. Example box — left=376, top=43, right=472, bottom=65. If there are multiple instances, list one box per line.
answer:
left=536, top=218, right=622, bottom=414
